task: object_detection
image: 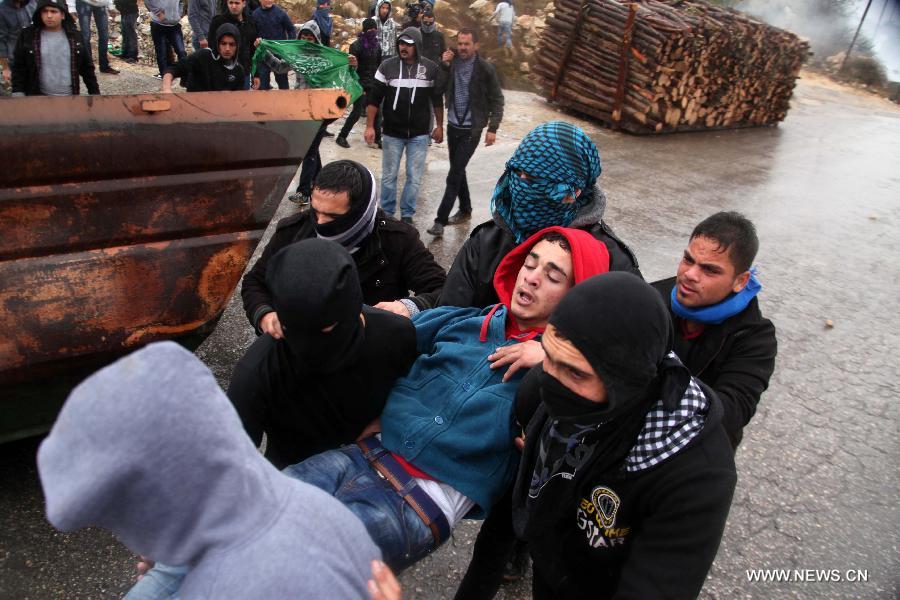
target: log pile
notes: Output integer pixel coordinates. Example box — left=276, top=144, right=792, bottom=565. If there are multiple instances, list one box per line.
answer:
left=533, top=0, right=810, bottom=134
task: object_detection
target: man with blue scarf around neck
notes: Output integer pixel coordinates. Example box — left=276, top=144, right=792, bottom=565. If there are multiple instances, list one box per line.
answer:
left=653, top=211, right=777, bottom=450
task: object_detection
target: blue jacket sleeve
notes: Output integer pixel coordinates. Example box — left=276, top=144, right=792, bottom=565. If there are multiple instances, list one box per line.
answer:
left=281, top=9, right=295, bottom=39
left=411, top=306, right=483, bottom=355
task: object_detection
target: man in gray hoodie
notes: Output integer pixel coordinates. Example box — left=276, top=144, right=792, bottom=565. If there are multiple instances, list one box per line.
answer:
left=143, top=0, right=186, bottom=78
left=37, top=341, right=382, bottom=600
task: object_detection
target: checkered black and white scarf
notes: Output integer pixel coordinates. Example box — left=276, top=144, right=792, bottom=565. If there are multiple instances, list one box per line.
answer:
left=624, top=373, right=709, bottom=472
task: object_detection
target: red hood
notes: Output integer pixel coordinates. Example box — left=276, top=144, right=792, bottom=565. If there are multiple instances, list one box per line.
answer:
left=492, top=226, right=611, bottom=308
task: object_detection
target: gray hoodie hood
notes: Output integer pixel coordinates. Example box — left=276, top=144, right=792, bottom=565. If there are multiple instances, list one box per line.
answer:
left=298, top=19, right=322, bottom=44
left=38, top=342, right=380, bottom=599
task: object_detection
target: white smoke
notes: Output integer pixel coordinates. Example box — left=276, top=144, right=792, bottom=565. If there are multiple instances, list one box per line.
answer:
left=735, top=0, right=899, bottom=81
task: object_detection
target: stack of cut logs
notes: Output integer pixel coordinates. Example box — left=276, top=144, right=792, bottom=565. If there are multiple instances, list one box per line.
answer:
left=533, top=0, right=810, bottom=134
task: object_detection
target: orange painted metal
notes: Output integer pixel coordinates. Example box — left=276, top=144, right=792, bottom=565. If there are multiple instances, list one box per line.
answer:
left=0, top=89, right=348, bottom=439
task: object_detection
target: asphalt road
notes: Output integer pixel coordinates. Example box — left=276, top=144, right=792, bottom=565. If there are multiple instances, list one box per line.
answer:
left=1, top=73, right=898, bottom=599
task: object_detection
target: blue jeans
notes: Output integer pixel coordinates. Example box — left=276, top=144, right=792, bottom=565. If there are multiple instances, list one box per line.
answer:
left=76, top=0, right=110, bottom=69
left=283, top=445, right=436, bottom=571
left=120, top=10, right=139, bottom=59
left=380, top=134, right=429, bottom=218
left=498, top=22, right=512, bottom=48
left=150, top=21, right=186, bottom=78
left=123, top=563, right=189, bottom=600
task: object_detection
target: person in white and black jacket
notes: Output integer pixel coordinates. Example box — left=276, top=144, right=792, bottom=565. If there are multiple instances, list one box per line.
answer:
left=512, top=272, right=737, bottom=599
left=364, top=26, right=444, bottom=222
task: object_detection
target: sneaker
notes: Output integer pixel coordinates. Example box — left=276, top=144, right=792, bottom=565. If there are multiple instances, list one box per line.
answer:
left=426, top=222, right=444, bottom=237
left=335, top=136, right=350, bottom=148
left=401, top=216, right=414, bottom=225
left=447, top=210, right=472, bottom=225
left=100, top=66, right=120, bottom=75
left=154, top=74, right=163, bottom=79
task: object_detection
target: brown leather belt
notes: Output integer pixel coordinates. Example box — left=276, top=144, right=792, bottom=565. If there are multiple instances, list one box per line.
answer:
left=355, top=436, right=451, bottom=547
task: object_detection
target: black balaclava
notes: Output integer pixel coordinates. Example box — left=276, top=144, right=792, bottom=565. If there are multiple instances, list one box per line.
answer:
left=546, top=271, right=686, bottom=420
left=266, top=238, right=364, bottom=373
left=313, top=161, right=378, bottom=253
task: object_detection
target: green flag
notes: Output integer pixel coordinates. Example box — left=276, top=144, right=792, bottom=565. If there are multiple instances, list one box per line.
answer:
left=252, top=40, right=364, bottom=102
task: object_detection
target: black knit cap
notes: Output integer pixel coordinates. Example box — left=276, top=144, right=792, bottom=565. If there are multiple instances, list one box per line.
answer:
left=549, top=272, right=674, bottom=418
left=266, top=238, right=364, bottom=372
left=362, top=17, right=377, bottom=31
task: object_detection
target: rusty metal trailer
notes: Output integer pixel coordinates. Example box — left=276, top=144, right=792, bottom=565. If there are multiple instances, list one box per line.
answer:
left=0, top=88, right=348, bottom=442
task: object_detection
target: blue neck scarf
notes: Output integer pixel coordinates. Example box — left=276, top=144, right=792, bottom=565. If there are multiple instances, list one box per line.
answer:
left=670, top=271, right=761, bottom=325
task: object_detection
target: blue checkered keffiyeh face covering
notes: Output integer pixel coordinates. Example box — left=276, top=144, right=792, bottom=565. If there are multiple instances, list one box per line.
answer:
left=491, top=121, right=602, bottom=243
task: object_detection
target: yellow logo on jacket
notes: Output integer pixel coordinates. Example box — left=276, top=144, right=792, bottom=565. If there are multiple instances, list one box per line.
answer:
left=576, top=487, right=630, bottom=549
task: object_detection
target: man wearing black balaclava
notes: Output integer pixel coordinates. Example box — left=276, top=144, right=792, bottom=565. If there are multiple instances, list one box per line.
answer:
left=241, top=160, right=446, bottom=336
left=227, top=238, right=418, bottom=469
left=512, top=272, right=737, bottom=599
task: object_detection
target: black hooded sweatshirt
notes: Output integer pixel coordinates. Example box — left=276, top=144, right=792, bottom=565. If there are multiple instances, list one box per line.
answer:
left=208, top=7, right=258, bottom=74
left=227, top=238, right=417, bottom=469
left=513, top=273, right=737, bottom=599
left=367, top=26, right=444, bottom=139
left=11, top=0, right=99, bottom=96
left=165, top=23, right=245, bottom=91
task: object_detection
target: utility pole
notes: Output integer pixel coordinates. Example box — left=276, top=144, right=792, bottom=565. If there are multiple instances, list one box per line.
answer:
left=841, top=0, right=874, bottom=72
left=872, top=0, right=889, bottom=39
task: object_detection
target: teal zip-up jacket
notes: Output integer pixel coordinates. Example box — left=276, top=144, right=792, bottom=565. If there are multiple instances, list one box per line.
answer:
left=380, top=226, right=612, bottom=518
left=380, top=303, right=522, bottom=518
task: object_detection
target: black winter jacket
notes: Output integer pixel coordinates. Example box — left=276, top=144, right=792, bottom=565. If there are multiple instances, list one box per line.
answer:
left=419, top=28, right=445, bottom=65
left=517, top=381, right=737, bottom=599
left=348, top=37, right=381, bottom=89
left=442, top=53, right=503, bottom=133
left=652, top=276, right=777, bottom=449
left=438, top=218, right=641, bottom=309
left=208, top=13, right=258, bottom=73
left=241, top=209, right=447, bottom=330
left=165, top=48, right=245, bottom=91
left=11, top=21, right=99, bottom=96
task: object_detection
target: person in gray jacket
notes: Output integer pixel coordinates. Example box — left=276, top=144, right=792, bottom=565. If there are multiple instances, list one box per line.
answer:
left=0, top=0, right=36, bottom=91
left=37, top=341, right=382, bottom=600
left=187, top=0, right=215, bottom=51
left=144, top=0, right=186, bottom=78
